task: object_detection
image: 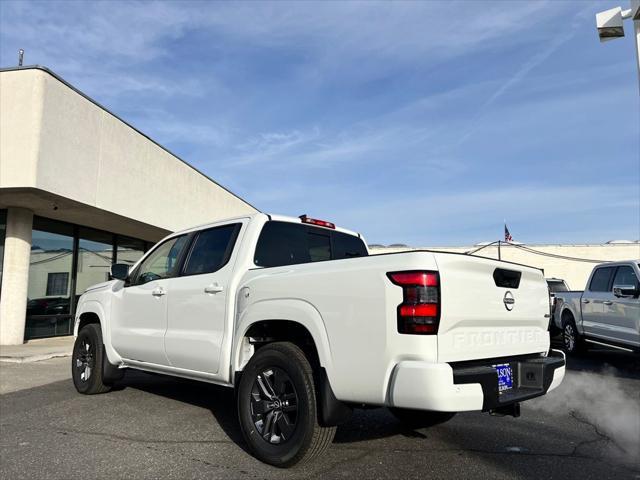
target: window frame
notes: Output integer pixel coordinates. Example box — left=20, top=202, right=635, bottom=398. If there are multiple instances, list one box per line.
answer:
left=178, top=223, right=242, bottom=278
left=46, top=272, right=70, bottom=296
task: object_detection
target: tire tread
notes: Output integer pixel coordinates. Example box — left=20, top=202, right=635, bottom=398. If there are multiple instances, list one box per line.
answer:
left=72, top=323, right=112, bottom=395
left=238, top=341, right=335, bottom=467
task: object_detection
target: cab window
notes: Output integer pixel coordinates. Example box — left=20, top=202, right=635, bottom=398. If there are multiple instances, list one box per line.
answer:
left=182, top=224, right=240, bottom=276
left=333, top=230, right=368, bottom=259
left=133, top=235, right=189, bottom=285
left=612, top=266, right=639, bottom=289
left=308, top=232, right=331, bottom=262
left=588, top=267, right=615, bottom=292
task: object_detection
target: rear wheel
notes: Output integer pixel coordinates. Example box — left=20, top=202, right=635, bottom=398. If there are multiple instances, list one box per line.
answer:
left=562, top=314, right=585, bottom=355
left=389, top=407, right=456, bottom=429
left=71, top=323, right=112, bottom=394
left=236, top=342, right=335, bottom=467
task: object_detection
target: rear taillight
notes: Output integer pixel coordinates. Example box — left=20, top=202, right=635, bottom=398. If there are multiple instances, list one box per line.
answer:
left=387, top=271, right=440, bottom=335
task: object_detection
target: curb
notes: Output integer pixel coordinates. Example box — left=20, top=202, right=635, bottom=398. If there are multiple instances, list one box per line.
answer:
left=0, top=352, right=72, bottom=364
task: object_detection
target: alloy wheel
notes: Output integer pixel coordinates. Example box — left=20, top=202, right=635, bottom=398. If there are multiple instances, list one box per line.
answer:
left=564, top=324, right=575, bottom=351
left=75, top=338, right=94, bottom=382
left=250, top=367, right=298, bottom=444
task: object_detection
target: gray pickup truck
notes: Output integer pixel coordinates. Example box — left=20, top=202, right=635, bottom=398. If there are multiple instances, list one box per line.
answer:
left=553, top=260, right=640, bottom=354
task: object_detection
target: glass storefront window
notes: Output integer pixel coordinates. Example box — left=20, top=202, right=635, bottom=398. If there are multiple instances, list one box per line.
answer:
left=116, top=236, right=146, bottom=267
left=26, top=218, right=74, bottom=339
left=23, top=215, right=151, bottom=340
left=76, top=228, right=113, bottom=299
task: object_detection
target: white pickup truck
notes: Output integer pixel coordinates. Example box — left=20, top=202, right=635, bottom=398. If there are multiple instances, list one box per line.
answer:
left=72, top=213, right=565, bottom=467
left=553, top=260, right=640, bottom=355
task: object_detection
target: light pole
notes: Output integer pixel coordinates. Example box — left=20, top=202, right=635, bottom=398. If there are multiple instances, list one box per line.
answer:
left=596, top=0, right=640, bottom=94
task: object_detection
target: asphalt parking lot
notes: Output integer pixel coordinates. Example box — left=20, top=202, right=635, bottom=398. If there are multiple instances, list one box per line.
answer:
left=1, top=346, right=639, bottom=480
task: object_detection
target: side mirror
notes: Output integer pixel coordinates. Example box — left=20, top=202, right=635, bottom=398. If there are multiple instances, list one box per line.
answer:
left=110, top=263, right=130, bottom=281
left=613, top=284, right=637, bottom=298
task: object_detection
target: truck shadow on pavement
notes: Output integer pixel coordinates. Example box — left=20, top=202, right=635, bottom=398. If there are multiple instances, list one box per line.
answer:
left=115, top=370, right=250, bottom=452
left=117, top=370, right=426, bottom=450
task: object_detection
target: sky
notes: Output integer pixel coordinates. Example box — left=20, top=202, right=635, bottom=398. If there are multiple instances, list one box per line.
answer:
left=1, top=0, right=638, bottom=246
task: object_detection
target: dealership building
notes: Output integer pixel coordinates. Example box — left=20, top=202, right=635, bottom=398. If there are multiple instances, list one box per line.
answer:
left=0, top=66, right=257, bottom=345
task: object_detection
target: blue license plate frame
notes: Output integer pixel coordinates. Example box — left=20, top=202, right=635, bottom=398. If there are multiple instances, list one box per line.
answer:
left=494, top=363, right=513, bottom=393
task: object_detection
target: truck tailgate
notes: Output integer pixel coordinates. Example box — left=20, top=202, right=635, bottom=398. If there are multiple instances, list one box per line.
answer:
left=433, top=253, right=550, bottom=363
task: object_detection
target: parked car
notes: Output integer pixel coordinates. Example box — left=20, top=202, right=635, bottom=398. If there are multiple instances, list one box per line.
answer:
left=546, top=278, right=570, bottom=332
left=26, top=297, right=70, bottom=316
left=72, top=213, right=565, bottom=467
left=553, top=261, right=640, bottom=354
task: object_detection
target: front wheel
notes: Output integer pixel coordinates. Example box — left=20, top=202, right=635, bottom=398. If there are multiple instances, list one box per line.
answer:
left=71, top=323, right=112, bottom=394
left=389, top=408, right=456, bottom=429
left=236, top=342, right=335, bottom=467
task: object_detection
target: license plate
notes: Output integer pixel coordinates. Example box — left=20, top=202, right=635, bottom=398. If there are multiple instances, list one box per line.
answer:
left=494, top=363, right=513, bottom=393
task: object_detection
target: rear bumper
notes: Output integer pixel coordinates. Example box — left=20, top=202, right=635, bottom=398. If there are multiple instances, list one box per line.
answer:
left=390, top=349, right=565, bottom=412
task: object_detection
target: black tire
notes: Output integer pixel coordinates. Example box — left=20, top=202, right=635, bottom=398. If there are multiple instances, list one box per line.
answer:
left=237, top=342, right=335, bottom=467
left=389, top=408, right=456, bottom=429
left=71, top=323, right=112, bottom=394
left=562, top=313, right=585, bottom=355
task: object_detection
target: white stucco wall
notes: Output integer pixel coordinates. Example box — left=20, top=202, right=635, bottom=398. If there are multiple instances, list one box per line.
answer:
left=0, top=67, right=257, bottom=233
left=370, top=244, right=640, bottom=291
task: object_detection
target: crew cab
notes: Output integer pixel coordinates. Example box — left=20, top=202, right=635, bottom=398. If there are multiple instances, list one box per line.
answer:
left=72, top=213, right=565, bottom=467
left=553, top=260, right=640, bottom=354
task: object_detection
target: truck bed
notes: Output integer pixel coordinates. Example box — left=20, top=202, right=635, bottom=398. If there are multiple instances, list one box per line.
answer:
left=239, top=250, right=551, bottom=404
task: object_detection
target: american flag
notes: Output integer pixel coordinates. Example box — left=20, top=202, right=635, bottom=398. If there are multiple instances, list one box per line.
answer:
left=504, top=224, right=513, bottom=242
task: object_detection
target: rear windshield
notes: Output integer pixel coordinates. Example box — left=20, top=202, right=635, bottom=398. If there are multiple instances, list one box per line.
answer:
left=254, top=221, right=368, bottom=268
left=547, top=280, right=568, bottom=293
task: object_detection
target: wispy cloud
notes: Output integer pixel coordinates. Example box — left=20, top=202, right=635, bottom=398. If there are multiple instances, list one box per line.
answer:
left=338, top=184, right=640, bottom=245
left=455, top=3, right=594, bottom=146
left=1, top=0, right=637, bottom=245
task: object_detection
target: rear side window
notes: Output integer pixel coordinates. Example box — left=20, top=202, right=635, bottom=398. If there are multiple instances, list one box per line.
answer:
left=254, top=221, right=367, bottom=268
left=182, top=224, right=240, bottom=276
left=589, top=267, right=615, bottom=292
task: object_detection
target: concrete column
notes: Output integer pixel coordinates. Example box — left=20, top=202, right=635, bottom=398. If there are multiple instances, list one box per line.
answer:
left=0, top=207, right=33, bottom=345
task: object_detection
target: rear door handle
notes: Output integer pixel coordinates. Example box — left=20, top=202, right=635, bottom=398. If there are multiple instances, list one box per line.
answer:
left=582, top=299, right=590, bottom=304
left=152, top=287, right=166, bottom=297
left=204, top=284, right=224, bottom=294
left=603, top=301, right=613, bottom=306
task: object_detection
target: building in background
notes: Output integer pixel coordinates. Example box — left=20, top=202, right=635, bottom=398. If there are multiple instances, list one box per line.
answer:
left=0, top=66, right=257, bottom=345
left=370, top=242, right=640, bottom=290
